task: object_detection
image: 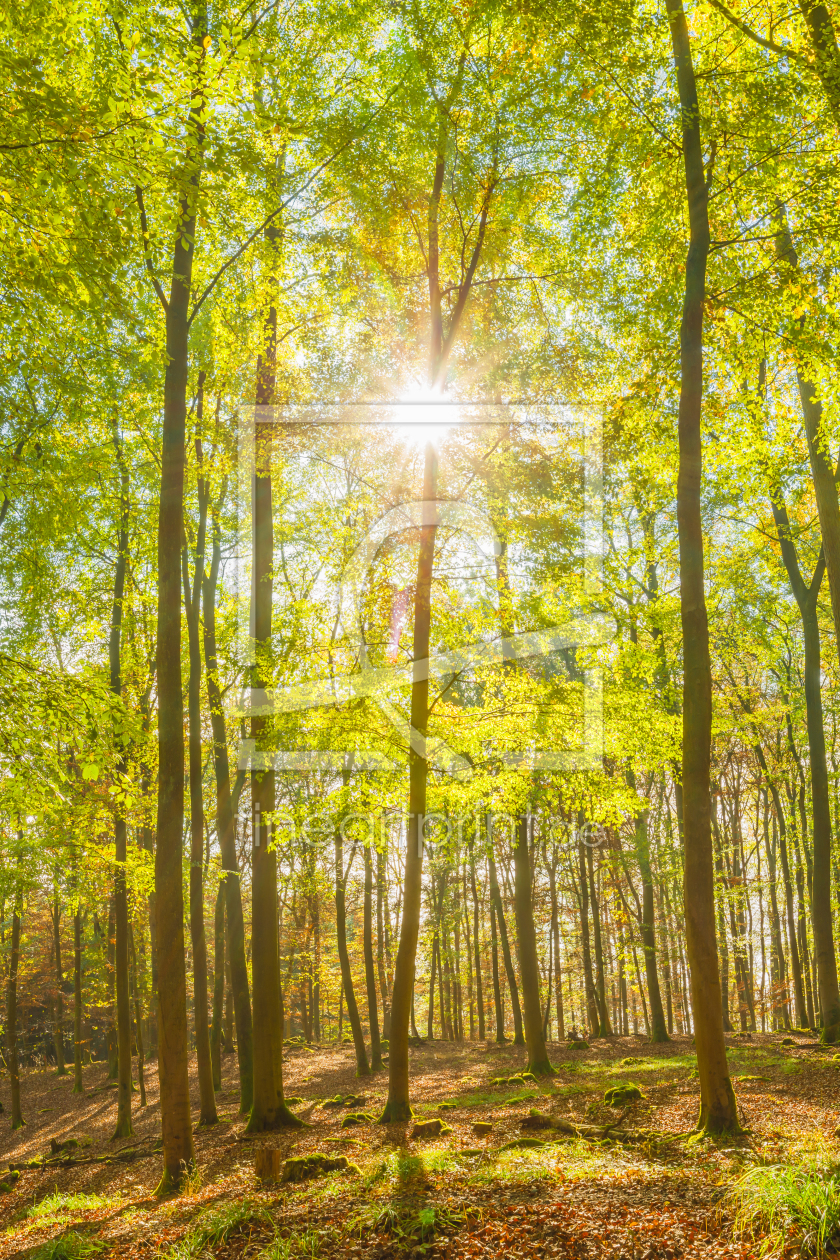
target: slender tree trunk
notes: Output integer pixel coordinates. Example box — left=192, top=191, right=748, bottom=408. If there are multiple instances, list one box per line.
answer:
left=627, top=772, right=669, bottom=1041
left=130, top=924, right=147, bottom=1107
left=469, top=843, right=486, bottom=1040
left=210, top=882, right=225, bottom=1091
left=548, top=854, right=565, bottom=1040
left=6, top=868, right=23, bottom=1130
left=363, top=839, right=383, bottom=1069
left=376, top=844, right=390, bottom=1041
left=182, top=430, right=217, bottom=1126
left=666, top=0, right=738, bottom=1131
left=381, top=442, right=437, bottom=1122
left=490, top=897, right=505, bottom=1041
left=427, top=929, right=438, bottom=1039
left=578, top=839, right=600, bottom=1035
left=73, top=903, right=84, bottom=1094
left=335, top=825, right=370, bottom=1077
left=51, top=896, right=66, bottom=1075
left=203, top=512, right=253, bottom=1111
left=488, top=842, right=524, bottom=1044
left=109, top=418, right=133, bottom=1139
left=152, top=6, right=208, bottom=1186
left=769, top=481, right=840, bottom=1038
left=587, top=843, right=612, bottom=1036
left=513, top=815, right=553, bottom=1072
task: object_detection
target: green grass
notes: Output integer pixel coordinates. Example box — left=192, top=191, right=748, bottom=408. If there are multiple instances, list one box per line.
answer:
left=163, top=1198, right=273, bottom=1259
left=30, top=1233, right=104, bottom=1260
left=27, top=1194, right=121, bottom=1223
left=728, top=1162, right=840, bottom=1256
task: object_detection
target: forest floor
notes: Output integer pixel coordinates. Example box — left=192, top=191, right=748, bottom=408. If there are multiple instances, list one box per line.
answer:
left=0, top=1030, right=838, bottom=1259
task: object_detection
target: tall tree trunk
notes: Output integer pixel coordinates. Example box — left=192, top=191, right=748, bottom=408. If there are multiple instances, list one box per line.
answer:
left=488, top=843, right=524, bottom=1044
left=491, top=894, right=505, bottom=1040
left=769, top=483, right=840, bottom=1039
left=203, top=508, right=253, bottom=1111
left=665, top=0, right=738, bottom=1132
left=381, top=441, right=437, bottom=1122
left=335, top=822, right=371, bottom=1077
left=548, top=852, right=565, bottom=1040
left=363, top=839, right=384, bottom=1069
left=182, top=409, right=217, bottom=1125
left=246, top=228, right=299, bottom=1131
left=6, top=866, right=23, bottom=1130
left=513, top=816, right=553, bottom=1072
left=376, top=844, right=390, bottom=1040
left=587, top=843, right=612, bottom=1036
left=210, top=883, right=225, bottom=1091
left=130, top=924, right=147, bottom=1107
left=109, top=418, right=133, bottom=1138
left=152, top=4, right=208, bottom=1187
left=578, top=838, right=600, bottom=1036
left=469, top=843, right=486, bottom=1040
left=73, top=903, right=84, bottom=1094
left=51, top=894, right=66, bottom=1075
left=627, top=772, right=669, bottom=1041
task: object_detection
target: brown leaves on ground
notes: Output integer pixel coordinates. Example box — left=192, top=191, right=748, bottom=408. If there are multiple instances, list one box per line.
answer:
left=0, top=1032, right=836, bottom=1259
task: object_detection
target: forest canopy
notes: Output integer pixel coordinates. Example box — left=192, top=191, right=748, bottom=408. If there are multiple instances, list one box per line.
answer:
left=3, top=0, right=840, bottom=1251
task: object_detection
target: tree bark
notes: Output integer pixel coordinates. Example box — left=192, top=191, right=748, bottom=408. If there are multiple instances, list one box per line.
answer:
left=578, top=838, right=600, bottom=1036
left=469, top=842, right=486, bottom=1040
left=363, top=838, right=384, bottom=1069
left=130, top=924, right=147, bottom=1107
left=182, top=408, right=217, bottom=1125
left=246, top=274, right=299, bottom=1134
left=73, top=903, right=84, bottom=1095
left=6, top=866, right=23, bottom=1130
left=376, top=844, right=390, bottom=1040
left=488, top=841, right=524, bottom=1044
left=51, top=894, right=66, bottom=1074
left=152, top=4, right=208, bottom=1187
left=666, top=0, right=738, bottom=1131
left=202, top=506, right=253, bottom=1111
left=210, top=882, right=224, bottom=1091
left=335, top=822, right=371, bottom=1077
left=769, top=487, right=840, bottom=1039
left=381, top=442, right=437, bottom=1122
left=587, top=843, right=612, bottom=1036
left=513, top=816, right=553, bottom=1072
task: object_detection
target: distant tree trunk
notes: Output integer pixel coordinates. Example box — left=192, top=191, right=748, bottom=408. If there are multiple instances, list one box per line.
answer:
left=578, top=838, right=600, bottom=1035
left=6, top=867, right=24, bottom=1129
left=335, top=817, right=370, bottom=1077
left=769, top=473, right=840, bottom=1039
left=363, top=838, right=383, bottom=1070
left=73, top=903, right=84, bottom=1094
left=106, top=895, right=119, bottom=1082
left=203, top=509, right=253, bottom=1110
left=488, top=843, right=524, bottom=1044
left=376, top=844, right=390, bottom=1040
left=513, top=816, right=553, bottom=1073
left=490, top=900, right=505, bottom=1041
left=587, top=844, right=612, bottom=1036
left=108, top=417, right=133, bottom=1139
left=469, top=843, right=485, bottom=1040
left=51, top=894, right=66, bottom=1075
left=627, top=771, right=668, bottom=1042
left=548, top=852, right=564, bottom=1040
left=182, top=415, right=217, bottom=1126
left=130, top=924, right=147, bottom=1107
left=210, top=883, right=225, bottom=1091
left=427, top=930, right=438, bottom=1039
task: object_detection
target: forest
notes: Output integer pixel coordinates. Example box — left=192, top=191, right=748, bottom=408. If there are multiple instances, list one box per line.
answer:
left=3, top=0, right=840, bottom=1256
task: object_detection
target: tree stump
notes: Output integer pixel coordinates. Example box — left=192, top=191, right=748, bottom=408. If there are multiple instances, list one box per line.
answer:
left=254, top=1148, right=282, bottom=1181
